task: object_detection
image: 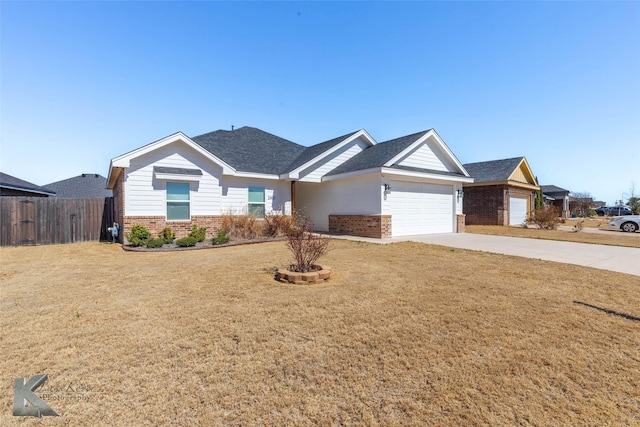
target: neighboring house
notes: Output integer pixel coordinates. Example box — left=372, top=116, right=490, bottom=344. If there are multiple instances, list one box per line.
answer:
left=45, top=173, right=113, bottom=198
left=107, top=126, right=473, bottom=240
left=541, top=185, right=570, bottom=218
left=462, top=157, right=540, bottom=226
left=0, top=172, right=56, bottom=197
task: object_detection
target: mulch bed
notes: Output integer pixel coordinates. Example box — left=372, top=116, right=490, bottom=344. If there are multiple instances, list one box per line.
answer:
left=122, top=237, right=287, bottom=252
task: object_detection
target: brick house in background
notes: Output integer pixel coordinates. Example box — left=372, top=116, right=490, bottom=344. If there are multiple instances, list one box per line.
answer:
left=0, top=172, right=56, bottom=197
left=541, top=185, right=570, bottom=218
left=462, top=157, right=539, bottom=226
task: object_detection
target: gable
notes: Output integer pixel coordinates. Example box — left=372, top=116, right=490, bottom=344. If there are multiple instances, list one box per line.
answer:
left=324, top=129, right=471, bottom=183
left=293, top=135, right=372, bottom=182
left=509, top=160, right=536, bottom=185
left=395, top=140, right=455, bottom=172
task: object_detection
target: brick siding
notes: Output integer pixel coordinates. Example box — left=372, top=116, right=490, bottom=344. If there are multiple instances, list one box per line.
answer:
left=122, top=215, right=224, bottom=244
left=463, top=185, right=507, bottom=225
left=456, top=214, right=466, bottom=233
left=463, top=185, right=534, bottom=225
left=328, top=215, right=392, bottom=238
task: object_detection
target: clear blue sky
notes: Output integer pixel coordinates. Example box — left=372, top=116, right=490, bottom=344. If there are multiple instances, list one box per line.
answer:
left=1, top=1, right=639, bottom=205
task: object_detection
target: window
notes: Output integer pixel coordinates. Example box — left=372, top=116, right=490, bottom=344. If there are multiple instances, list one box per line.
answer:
left=166, top=182, right=190, bottom=220
left=248, top=187, right=265, bottom=218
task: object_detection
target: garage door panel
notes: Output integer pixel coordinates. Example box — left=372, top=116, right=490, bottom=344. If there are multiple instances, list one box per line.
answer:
left=390, top=181, right=453, bottom=236
left=509, top=196, right=528, bottom=226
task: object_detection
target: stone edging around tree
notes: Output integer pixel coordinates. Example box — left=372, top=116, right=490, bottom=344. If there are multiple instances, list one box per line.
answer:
left=275, top=265, right=332, bottom=285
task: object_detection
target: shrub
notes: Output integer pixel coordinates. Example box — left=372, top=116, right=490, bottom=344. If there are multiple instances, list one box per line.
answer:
left=527, top=206, right=560, bottom=230
left=146, top=237, right=166, bottom=248
left=285, top=217, right=331, bottom=273
left=212, top=230, right=230, bottom=245
left=175, top=236, right=197, bottom=247
left=188, top=225, right=207, bottom=242
left=263, top=213, right=295, bottom=237
left=126, top=225, right=151, bottom=247
left=159, top=227, right=176, bottom=244
left=220, top=212, right=263, bottom=240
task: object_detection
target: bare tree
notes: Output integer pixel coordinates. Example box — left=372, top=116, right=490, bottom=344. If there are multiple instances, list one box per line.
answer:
left=569, top=191, right=593, bottom=217
left=285, top=217, right=331, bottom=273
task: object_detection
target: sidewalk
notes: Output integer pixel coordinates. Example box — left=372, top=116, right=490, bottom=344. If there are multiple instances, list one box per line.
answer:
left=331, top=233, right=640, bottom=277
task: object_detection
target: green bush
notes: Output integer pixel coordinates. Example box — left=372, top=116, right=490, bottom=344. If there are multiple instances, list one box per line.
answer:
left=145, top=237, right=166, bottom=248
left=212, top=230, right=230, bottom=245
left=159, top=227, right=176, bottom=244
left=188, top=225, right=207, bottom=242
left=175, top=236, right=197, bottom=247
left=126, top=225, right=151, bottom=247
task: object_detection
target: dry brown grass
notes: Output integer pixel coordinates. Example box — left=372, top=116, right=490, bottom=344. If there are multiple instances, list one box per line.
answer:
left=563, top=217, right=612, bottom=228
left=1, top=240, right=639, bottom=426
left=467, top=225, right=640, bottom=248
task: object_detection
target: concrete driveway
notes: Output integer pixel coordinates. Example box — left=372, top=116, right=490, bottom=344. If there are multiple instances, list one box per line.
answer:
left=333, top=233, right=640, bottom=277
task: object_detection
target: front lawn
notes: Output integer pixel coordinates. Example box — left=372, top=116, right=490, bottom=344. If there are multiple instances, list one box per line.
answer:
left=1, top=240, right=638, bottom=425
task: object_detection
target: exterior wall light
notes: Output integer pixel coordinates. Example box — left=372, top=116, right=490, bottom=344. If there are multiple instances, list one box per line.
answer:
left=457, top=189, right=464, bottom=201
left=384, top=184, right=391, bottom=195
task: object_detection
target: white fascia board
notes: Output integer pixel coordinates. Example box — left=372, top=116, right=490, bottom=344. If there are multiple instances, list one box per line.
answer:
left=106, top=165, right=123, bottom=189
left=285, top=129, right=378, bottom=179
left=233, top=171, right=282, bottom=180
left=381, top=167, right=475, bottom=183
left=109, top=132, right=236, bottom=174
left=321, top=167, right=382, bottom=182
left=384, top=129, right=472, bottom=178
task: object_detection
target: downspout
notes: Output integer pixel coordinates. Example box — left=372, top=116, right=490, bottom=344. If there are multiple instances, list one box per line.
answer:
left=291, top=181, right=296, bottom=216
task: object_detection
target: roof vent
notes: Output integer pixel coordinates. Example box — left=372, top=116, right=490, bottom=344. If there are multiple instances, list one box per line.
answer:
left=82, top=173, right=86, bottom=177
left=231, top=125, right=234, bottom=131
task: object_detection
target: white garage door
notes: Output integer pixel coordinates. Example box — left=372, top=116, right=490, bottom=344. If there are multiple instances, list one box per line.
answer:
left=389, top=181, right=453, bottom=236
left=509, top=196, right=528, bottom=226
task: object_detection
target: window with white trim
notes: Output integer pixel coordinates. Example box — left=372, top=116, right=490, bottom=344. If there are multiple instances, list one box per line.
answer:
left=248, top=187, right=265, bottom=218
left=166, top=182, right=190, bottom=220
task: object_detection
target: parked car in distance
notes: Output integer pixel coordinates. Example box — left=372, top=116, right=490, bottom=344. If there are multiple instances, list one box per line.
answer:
left=608, top=206, right=633, bottom=216
left=609, top=215, right=640, bottom=233
left=595, top=206, right=633, bottom=216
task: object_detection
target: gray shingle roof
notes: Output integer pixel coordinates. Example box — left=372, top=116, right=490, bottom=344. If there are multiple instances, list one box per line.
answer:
left=286, top=130, right=361, bottom=172
left=326, top=130, right=430, bottom=176
left=154, top=166, right=203, bottom=176
left=189, top=127, right=465, bottom=179
left=0, top=172, right=56, bottom=195
left=192, top=126, right=306, bottom=174
left=462, top=157, right=525, bottom=183
left=541, top=185, right=569, bottom=194
left=45, top=174, right=112, bottom=198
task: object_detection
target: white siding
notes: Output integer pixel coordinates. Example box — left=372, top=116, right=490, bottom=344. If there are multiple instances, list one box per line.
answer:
left=220, top=177, right=291, bottom=215
left=396, top=141, right=453, bottom=172
left=297, top=138, right=369, bottom=183
left=296, top=175, right=381, bottom=231
left=124, top=141, right=223, bottom=216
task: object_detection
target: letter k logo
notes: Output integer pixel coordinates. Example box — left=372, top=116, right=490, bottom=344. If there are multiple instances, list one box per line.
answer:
left=13, top=374, right=59, bottom=417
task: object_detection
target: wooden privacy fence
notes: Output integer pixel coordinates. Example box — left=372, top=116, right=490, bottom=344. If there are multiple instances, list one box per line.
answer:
left=0, top=197, right=114, bottom=246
